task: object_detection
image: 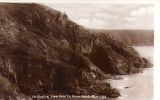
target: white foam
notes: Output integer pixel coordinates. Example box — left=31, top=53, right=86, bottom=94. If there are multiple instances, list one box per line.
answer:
left=123, top=78, right=129, bottom=80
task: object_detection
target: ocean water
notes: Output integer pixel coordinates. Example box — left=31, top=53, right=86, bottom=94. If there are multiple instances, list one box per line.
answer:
left=106, top=46, right=154, bottom=100
left=133, top=46, right=154, bottom=64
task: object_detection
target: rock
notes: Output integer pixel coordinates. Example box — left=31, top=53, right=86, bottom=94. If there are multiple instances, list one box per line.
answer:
left=0, top=73, right=31, bottom=99
left=90, top=34, right=152, bottom=75
left=112, top=76, right=123, bottom=80
left=97, top=86, right=120, bottom=98
left=124, top=86, right=131, bottom=89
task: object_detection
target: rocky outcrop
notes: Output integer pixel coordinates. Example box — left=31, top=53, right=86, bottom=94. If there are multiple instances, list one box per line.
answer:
left=90, top=33, right=153, bottom=74
left=0, top=3, right=152, bottom=99
left=0, top=73, right=31, bottom=100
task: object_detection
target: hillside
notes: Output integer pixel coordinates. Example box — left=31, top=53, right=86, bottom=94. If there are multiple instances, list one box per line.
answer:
left=90, top=29, right=154, bottom=46
left=0, top=3, right=152, bottom=99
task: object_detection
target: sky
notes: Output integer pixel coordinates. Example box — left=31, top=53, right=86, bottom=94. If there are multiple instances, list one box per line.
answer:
left=42, top=3, right=154, bottom=30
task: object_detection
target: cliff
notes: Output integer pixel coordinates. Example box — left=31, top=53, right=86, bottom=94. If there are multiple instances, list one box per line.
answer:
left=90, top=29, right=154, bottom=46
left=0, top=3, right=152, bottom=99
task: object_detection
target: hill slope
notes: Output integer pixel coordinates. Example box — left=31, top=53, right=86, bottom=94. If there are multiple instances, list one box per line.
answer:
left=0, top=3, right=152, bottom=99
left=90, top=29, right=154, bottom=46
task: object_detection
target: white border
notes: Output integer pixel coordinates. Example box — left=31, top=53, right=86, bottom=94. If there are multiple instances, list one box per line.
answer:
left=0, top=0, right=156, bottom=4
left=154, top=1, right=160, bottom=100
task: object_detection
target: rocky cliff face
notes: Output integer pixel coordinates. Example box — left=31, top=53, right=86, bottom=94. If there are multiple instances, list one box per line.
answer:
left=90, top=33, right=152, bottom=74
left=0, top=3, right=152, bottom=99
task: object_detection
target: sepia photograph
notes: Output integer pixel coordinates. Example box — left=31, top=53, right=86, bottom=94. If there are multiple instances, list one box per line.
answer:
left=0, top=0, right=157, bottom=100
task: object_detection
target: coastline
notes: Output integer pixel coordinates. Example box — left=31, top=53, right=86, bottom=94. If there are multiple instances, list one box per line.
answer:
left=104, top=46, right=154, bottom=100
left=105, top=66, right=153, bottom=100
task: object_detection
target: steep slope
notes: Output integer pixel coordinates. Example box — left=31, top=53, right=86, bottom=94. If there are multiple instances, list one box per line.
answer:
left=90, top=29, right=154, bottom=46
left=0, top=3, right=119, bottom=98
left=90, top=33, right=152, bottom=74
left=0, top=3, right=152, bottom=99
left=0, top=73, right=31, bottom=100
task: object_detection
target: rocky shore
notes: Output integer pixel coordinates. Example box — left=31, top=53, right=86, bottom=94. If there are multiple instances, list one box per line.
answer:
left=0, top=3, right=152, bottom=99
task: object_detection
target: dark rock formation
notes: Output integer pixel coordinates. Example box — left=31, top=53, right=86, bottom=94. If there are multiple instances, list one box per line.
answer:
left=90, top=33, right=153, bottom=74
left=0, top=73, right=31, bottom=100
left=0, top=3, right=152, bottom=99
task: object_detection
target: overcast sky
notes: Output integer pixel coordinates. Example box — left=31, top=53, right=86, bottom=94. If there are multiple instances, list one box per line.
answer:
left=43, top=3, right=154, bottom=30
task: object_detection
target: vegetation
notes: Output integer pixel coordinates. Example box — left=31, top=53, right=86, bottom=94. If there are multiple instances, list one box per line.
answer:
left=90, top=29, right=154, bottom=46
